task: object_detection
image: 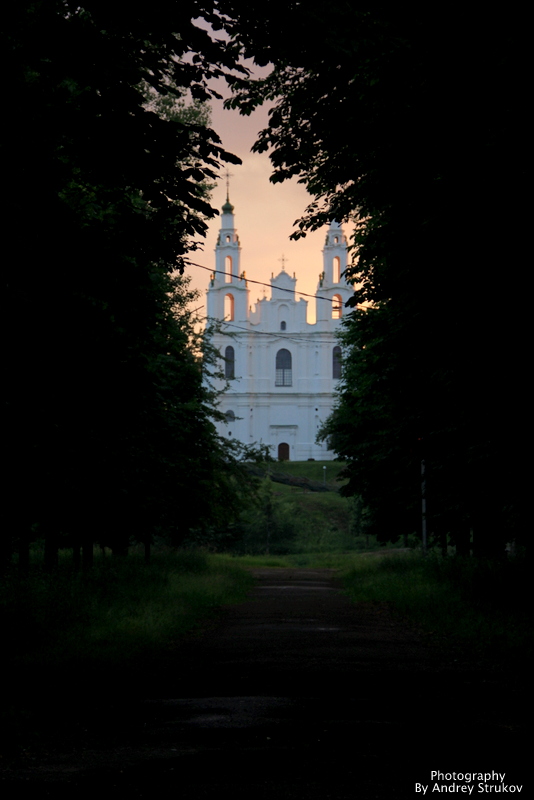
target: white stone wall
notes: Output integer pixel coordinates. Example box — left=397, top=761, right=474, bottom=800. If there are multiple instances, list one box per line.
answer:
left=206, top=206, right=353, bottom=461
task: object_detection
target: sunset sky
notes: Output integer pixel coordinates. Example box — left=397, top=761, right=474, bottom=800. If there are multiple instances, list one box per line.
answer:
left=185, top=74, right=353, bottom=326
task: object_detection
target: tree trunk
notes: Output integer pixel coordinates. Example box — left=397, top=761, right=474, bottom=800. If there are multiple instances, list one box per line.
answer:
left=82, top=534, right=93, bottom=571
left=44, top=525, right=58, bottom=571
left=454, top=525, right=471, bottom=557
left=18, top=531, right=30, bottom=575
left=0, top=531, right=13, bottom=574
left=72, top=540, right=81, bottom=571
left=472, top=511, right=505, bottom=560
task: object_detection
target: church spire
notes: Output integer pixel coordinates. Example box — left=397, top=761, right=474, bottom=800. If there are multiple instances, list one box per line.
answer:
left=221, top=168, right=234, bottom=214
left=208, top=187, right=247, bottom=323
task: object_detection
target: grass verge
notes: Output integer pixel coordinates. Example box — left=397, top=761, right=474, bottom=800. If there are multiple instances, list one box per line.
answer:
left=218, top=551, right=394, bottom=569
left=340, top=551, right=532, bottom=669
left=1, top=548, right=253, bottom=753
left=4, top=549, right=253, bottom=667
left=255, top=459, right=348, bottom=485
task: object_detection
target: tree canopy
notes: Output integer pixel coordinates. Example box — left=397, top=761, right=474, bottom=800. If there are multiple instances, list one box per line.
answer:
left=4, top=5, right=529, bottom=564
left=220, top=5, right=530, bottom=555
left=3, top=2, right=252, bottom=566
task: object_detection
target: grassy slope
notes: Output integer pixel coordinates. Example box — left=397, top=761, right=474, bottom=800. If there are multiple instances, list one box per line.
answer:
left=235, top=461, right=405, bottom=556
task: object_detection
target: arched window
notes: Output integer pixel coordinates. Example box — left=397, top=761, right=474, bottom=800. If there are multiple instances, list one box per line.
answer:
left=224, top=293, right=234, bottom=321
left=275, top=348, right=292, bottom=386
left=225, top=234, right=231, bottom=243
left=334, top=235, right=339, bottom=244
left=333, top=346, right=342, bottom=379
left=225, top=409, right=235, bottom=423
left=224, top=346, right=235, bottom=379
left=333, top=256, right=341, bottom=283
left=225, top=255, right=232, bottom=283
left=332, top=294, right=342, bottom=319
left=280, top=321, right=286, bottom=331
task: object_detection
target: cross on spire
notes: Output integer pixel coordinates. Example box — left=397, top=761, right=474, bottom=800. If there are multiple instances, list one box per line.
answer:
left=278, top=254, right=288, bottom=271
left=224, top=168, right=234, bottom=201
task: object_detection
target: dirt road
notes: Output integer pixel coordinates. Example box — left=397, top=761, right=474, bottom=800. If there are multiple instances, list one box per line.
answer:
left=1, top=568, right=527, bottom=798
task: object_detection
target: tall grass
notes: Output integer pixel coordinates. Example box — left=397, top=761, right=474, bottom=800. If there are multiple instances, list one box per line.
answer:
left=2, top=548, right=253, bottom=671
left=221, top=552, right=374, bottom=569
left=341, top=552, right=532, bottom=667
left=1, top=548, right=254, bottom=751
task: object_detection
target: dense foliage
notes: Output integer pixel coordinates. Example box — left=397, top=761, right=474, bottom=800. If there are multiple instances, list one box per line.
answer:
left=4, top=5, right=528, bottom=566
left=220, top=6, right=529, bottom=556
left=3, top=2, right=252, bottom=567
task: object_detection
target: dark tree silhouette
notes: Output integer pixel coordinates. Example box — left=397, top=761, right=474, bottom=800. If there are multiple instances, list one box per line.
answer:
left=220, top=6, right=530, bottom=555
left=3, top=2, right=251, bottom=568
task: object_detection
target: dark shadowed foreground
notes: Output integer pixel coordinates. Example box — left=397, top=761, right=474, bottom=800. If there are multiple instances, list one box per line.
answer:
left=2, top=569, right=527, bottom=798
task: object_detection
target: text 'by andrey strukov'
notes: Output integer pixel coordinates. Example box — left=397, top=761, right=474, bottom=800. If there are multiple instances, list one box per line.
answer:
left=416, top=773, right=523, bottom=794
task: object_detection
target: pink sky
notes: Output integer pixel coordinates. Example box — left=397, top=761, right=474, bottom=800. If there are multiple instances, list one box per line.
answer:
left=185, top=74, right=353, bottom=325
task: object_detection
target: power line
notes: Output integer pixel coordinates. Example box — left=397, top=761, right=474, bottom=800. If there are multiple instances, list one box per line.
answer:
left=186, top=260, right=360, bottom=306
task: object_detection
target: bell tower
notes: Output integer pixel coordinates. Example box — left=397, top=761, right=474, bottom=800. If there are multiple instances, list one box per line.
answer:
left=216, top=195, right=241, bottom=280
left=316, top=221, right=352, bottom=326
left=207, top=194, right=249, bottom=323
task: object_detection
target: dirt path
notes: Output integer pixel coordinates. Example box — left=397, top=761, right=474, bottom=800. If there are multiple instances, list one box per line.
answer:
left=1, top=569, right=527, bottom=799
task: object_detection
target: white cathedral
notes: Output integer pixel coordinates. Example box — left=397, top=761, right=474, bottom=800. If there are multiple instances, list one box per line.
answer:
left=206, top=196, right=353, bottom=461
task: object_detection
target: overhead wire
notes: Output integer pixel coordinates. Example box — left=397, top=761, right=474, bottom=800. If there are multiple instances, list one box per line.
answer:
left=184, top=260, right=368, bottom=345
left=186, top=260, right=362, bottom=306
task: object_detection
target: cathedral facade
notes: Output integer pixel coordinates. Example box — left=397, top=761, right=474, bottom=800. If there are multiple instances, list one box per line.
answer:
left=206, top=198, right=353, bottom=461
